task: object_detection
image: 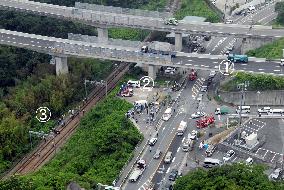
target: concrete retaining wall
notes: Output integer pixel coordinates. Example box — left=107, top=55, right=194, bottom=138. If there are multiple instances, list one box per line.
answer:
left=218, top=90, right=284, bottom=106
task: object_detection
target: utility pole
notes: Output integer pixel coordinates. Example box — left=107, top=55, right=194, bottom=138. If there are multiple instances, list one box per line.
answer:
left=237, top=81, right=249, bottom=141
left=257, top=91, right=261, bottom=111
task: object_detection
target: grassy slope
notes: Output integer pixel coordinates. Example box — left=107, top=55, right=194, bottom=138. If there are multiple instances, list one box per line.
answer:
left=175, top=0, right=220, bottom=22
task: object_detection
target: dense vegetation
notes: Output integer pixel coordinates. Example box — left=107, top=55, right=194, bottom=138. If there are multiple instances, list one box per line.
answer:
left=174, top=164, right=284, bottom=190
left=221, top=72, right=284, bottom=91
left=246, top=2, right=284, bottom=58
left=175, top=0, right=220, bottom=22
left=0, top=95, right=142, bottom=189
left=0, top=0, right=165, bottom=175
left=275, top=2, right=284, bottom=26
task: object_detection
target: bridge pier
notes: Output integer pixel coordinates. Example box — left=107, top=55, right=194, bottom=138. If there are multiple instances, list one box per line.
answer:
left=55, top=56, right=68, bottom=75
left=148, top=64, right=157, bottom=80
left=175, top=33, right=182, bottom=52
left=241, top=37, right=274, bottom=54
left=97, top=28, right=108, bottom=43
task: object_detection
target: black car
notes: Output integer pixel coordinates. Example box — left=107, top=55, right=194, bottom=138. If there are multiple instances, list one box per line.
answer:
left=204, top=35, right=211, bottom=41
left=163, top=183, right=173, bottom=190
left=200, top=47, right=206, bottom=53
left=169, top=169, right=179, bottom=181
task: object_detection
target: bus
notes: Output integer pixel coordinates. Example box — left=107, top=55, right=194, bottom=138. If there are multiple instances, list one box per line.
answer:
left=203, top=158, right=222, bottom=168
left=236, top=106, right=250, bottom=114
left=162, top=108, right=172, bottom=121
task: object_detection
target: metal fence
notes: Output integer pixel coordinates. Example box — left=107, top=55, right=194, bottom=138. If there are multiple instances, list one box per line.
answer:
left=75, top=2, right=172, bottom=18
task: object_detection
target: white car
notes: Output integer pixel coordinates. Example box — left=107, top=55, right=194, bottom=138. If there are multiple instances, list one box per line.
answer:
left=269, top=168, right=283, bottom=180
left=280, top=59, right=284, bottom=66
left=148, top=137, right=157, bottom=146
left=189, top=130, right=198, bottom=140
left=248, top=5, right=255, bottom=12
left=223, top=150, right=235, bottom=162
left=165, top=67, right=176, bottom=74
left=209, top=70, right=216, bottom=78
left=225, top=19, right=233, bottom=24
left=191, top=111, right=205, bottom=119
left=197, top=94, right=203, bottom=101
left=200, top=86, right=208, bottom=92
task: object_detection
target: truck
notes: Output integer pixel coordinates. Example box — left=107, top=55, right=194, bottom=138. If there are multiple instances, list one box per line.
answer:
left=182, top=137, right=195, bottom=152
left=188, top=69, right=197, bottom=81
left=227, top=54, right=248, bottom=63
left=177, top=120, right=187, bottom=136
left=141, top=41, right=176, bottom=58
left=129, top=160, right=146, bottom=182
left=215, top=106, right=230, bottom=115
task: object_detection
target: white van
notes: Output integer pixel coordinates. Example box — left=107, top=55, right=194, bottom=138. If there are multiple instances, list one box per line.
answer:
left=236, top=106, right=250, bottom=114
left=248, top=5, right=255, bottom=12
left=127, top=80, right=140, bottom=88
left=162, top=108, right=172, bottom=121
left=203, top=158, right=222, bottom=168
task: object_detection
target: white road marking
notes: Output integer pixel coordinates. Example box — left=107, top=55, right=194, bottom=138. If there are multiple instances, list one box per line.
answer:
left=241, top=64, right=247, bottom=66
left=188, top=60, right=193, bottom=62
left=166, top=167, right=170, bottom=173
left=185, top=63, right=192, bottom=66
left=172, top=157, right=176, bottom=163
left=263, top=150, right=269, bottom=158
left=273, top=70, right=280, bottom=72
left=177, top=147, right=180, bottom=153
left=258, top=69, right=264, bottom=71
left=214, top=66, right=219, bottom=68
left=182, top=137, right=185, bottom=142
left=162, top=127, right=165, bottom=131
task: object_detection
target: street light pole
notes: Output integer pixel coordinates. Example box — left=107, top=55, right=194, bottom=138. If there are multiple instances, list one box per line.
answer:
left=257, top=91, right=260, bottom=111
left=237, top=81, right=249, bottom=141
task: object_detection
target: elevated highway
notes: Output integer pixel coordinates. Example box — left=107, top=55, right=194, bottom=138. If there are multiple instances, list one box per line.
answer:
left=0, top=0, right=284, bottom=40
left=0, top=29, right=283, bottom=78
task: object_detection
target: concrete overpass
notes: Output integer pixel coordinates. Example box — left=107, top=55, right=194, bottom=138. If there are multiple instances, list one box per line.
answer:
left=1, top=28, right=283, bottom=80
left=0, top=29, right=172, bottom=76
left=1, top=0, right=284, bottom=52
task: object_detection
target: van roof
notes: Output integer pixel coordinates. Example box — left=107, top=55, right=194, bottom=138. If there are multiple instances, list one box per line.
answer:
left=165, top=108, right=172, bottom=113
left=204, top=158, right=220, bottom=163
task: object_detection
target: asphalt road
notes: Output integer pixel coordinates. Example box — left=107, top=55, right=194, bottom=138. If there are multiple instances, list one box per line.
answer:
left=0, top=0, right=284, bottom=38
left=206, top=2, right=279, bottom=55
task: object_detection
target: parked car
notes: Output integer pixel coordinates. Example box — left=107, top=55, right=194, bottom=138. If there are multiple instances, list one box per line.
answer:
left=245, top=157, right=253, bottom=165
left=164, top=151, right=173, bottom=163
left=205, top=144, right=217, bottom=157
left=200, top=47, right=206, bottom=53
left=189, top=130, right=198, bottom=140
left=280, top=59, right=284, bottom=66
left=204, top=35, right=211, bottom=41
left=148, top=137, right=157, bottom=146
left=269, top=168, right=283, bottom=180
left=164, top=67, right=176, bottom=74
left=191, top=111, right=205, bottom=119
left=200, top=85, right=208, bottom=92
left=153, top=149, right=162, bottom=159
left=227, top=46, right=234, bottom=51
left=197, top=94, right=203, bottom=101
left=169, top=169, right=179, bottom=181
left=223, top=150, right=235, bottom=162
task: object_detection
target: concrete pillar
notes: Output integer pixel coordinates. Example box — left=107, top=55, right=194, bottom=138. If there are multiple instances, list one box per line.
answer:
left=148, top=64, right=157, bottom=80
left=97, top=28, right=108, bottom=43
left=55, top=56, right=68, bottom=75
left=241, top=37, right=274, bottom=54
left=175, top=33, right=182, bottom=52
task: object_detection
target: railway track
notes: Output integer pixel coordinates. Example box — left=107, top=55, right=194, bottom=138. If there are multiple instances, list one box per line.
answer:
left=3, top=62, right=130, bottom=178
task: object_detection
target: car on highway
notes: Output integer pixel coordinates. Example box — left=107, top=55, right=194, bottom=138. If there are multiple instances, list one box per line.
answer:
left=257, top=107, right=270, bottom=114
left=191, top=111, right=205, bottom=119
left=223, top=150, right=235, bottom=162
left=164, top=18, right=178, bottom=26
left=148, top=137, right=157, bottom=146
left=280, top=59, right=284, bottom=66
left=169, top=169, right=179, bottom=181
left=164, top=151, right=173, bottom=164
left=162, top=108, right=172, bottom=121
left=197, top=94, right=203, bottom=101
left=225, top=19, right=233, bottom=24
left=153, top=149, right=162, bottom=159
left=269, top=168, right=283, bottom=180
left=209, top=70, right=216, bottom=78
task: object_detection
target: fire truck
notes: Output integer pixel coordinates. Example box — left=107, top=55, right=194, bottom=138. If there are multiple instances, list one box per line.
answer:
left=196, top=115, right=215, bottom=128
left=188, top=69, right=197, bottom=81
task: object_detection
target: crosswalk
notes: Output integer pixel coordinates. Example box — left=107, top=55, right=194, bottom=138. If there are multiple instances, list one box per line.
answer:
left=192, top=77, right=205, bottom=99
left=138, top=179, right=152, bottom=190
